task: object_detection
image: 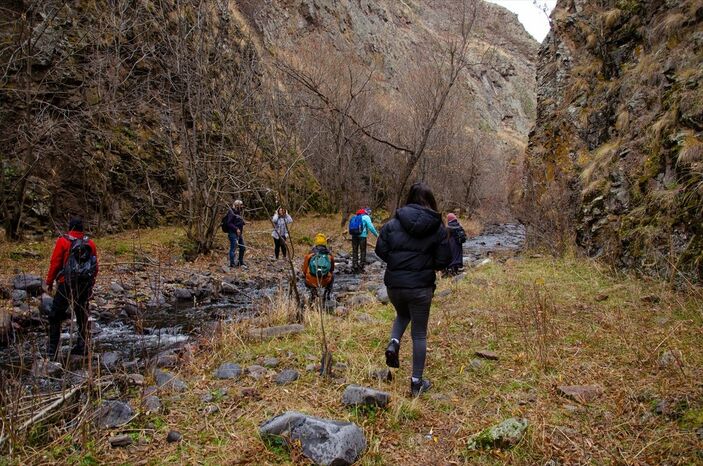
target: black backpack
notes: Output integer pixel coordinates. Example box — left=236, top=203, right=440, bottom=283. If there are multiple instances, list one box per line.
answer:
left=62, top=235, right=97, bottom=284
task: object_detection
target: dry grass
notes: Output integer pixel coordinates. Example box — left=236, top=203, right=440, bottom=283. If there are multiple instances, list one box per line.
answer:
left=3, top=251, right=701, bottom=464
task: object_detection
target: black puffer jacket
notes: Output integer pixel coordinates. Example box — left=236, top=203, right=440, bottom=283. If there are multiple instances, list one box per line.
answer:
left=375, top=204, right=452, bottom=289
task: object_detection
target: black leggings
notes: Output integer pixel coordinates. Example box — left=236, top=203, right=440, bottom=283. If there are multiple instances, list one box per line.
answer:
left=351, top=236, right=367, bottom=270
left=388, top=287, right=433, bottom=379
left=274, top=237, right=287, bottom=258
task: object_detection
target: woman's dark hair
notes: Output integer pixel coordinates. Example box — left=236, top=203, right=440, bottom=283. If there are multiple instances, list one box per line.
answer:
left=404, top=182, right=438, bottom=211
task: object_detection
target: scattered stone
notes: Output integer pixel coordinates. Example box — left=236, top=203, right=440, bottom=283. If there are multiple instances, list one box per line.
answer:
left=557, top=385, right=603, bottom=403
left=110, top=282, right=125, bottom=294
left=126, top=373, right=145, bottom=386
left=12, top=274, right=43, bottom=296
left=214, top=362, right=242, bottom=380
left=248, top=324, right=304, bottom=339
left=144, top=385, right=158, bottom=397
left=375, top=286, right=389, bottom=304
left=468, top=417, right=528, bottom=450
left=173, top=288, right=193, bottom=301
left=142, top=395, right=162, bottom=413
left=153, top=369, right=188, bottom=392
left=166, top=430, right=182, bottom=443
left=262, top=357, right=280, bottom=368
left=469, top=359, right=484, bottom=369
left=349, top=293, right=374, bottom=307
left=354, top=312, right=375, bottom=323
left=594, top=293, right=609, bottom=302
left=474, top=350, right=499, bottom=361
left=221, top=265, right=231, bottom=274
left=696, top=427, right=703, bottom=440
left=305, top=363, right=318, bottom=372
left=101, top=352, right=120, bottom=371
left=95, top=400, right=134, bottom=428
left=39, top=293, right=53, bottom=314
left=275, top=369, right=300, bottom=385
left=109, top=434, right=133, bottom=448
left=370, top=368, right=393, bottom=382
left=658, top=349, right=682, bottom=369
left=202, top=404, right=220, bottom=415
left=436, top=289, right=452, bottom=298
left=452, top=273, right=466, bottom=283
left=342, top=385, right=390, bottom=408
left=30, top=357, right=62, bottom=377
left=333, top=362, right=348, bottom=372
left=260, top=411, right=366, bottom=466
left=247, top=364, right=268, bottom=380
left=155, top=352, right=179, bottom=368
left=11, top=289, right=27, bottom=303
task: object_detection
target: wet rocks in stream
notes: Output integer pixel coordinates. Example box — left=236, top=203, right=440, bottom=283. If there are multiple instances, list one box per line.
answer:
left=12, top=273, right=43, bottom=296
left=260, top=411, right=367, bottom=466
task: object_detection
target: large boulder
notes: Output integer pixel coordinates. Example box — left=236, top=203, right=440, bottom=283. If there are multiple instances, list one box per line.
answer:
left=12, top=274, right=43, bottom=296
left=468, top=417, right=528, bottom=450
left=342, top=385, right=390, bottom=408
left=260, top=411, right=366, bottom=465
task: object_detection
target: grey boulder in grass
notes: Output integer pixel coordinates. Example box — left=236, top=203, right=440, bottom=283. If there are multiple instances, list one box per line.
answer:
left=260, top=411, right=366, bottom=465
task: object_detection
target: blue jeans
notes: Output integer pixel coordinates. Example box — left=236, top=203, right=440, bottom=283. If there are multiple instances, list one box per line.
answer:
left=228, top=232, right=245, bottom=265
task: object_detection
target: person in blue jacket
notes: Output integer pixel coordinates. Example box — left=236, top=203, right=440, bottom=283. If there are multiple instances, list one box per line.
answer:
left=350, top=208, right=379, bottom=273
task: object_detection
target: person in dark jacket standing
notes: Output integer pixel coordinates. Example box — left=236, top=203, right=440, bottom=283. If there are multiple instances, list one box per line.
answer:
left=225, top=200, right=246, bottom=268
left=445, top=213, right=467, bottom=275
left=45, top=217, right=98, bottom=359
left=375, top=183, right=451, bottom=396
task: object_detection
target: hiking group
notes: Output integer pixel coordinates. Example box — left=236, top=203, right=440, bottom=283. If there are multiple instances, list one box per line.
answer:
left=43, top=183, right=468, bottom=396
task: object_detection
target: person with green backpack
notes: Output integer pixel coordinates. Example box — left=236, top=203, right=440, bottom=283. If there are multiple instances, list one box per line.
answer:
left=302, top=233, right=335, bottom=301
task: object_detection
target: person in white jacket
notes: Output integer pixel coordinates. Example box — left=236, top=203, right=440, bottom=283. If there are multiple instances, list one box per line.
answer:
left=271, top=207, right=293, bottom=259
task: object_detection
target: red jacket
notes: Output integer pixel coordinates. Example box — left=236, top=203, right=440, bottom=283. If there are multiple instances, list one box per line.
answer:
left=46, top=231, right=99, bottom=285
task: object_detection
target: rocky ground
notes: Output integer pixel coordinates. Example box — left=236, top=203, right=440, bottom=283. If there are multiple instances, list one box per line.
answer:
left=1, top=216, right=702, bottom=464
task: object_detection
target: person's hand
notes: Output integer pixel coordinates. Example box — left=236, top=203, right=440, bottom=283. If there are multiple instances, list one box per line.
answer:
left=44, top=282, right=53, bottom=293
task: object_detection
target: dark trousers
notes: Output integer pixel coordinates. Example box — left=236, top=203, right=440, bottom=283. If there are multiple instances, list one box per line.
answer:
left=388, top=287, right=433, bottom=379
left=48, top=281, right=92, bottom=357
left=351, top=236, right=367, bottom=271
left=273, top=237, right=287, bottom=259
left=307, top=276, right=334, bottom=301
left=228, top=232, right=245, bottom=266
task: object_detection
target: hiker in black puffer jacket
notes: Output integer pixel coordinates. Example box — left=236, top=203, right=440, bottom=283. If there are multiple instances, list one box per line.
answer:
left=445, top=213, right=467, bottom=276
left=375, top=182, right=452, bottom=397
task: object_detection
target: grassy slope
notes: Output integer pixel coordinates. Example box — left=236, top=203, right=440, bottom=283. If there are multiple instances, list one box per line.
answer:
left=1, top=218, right=702, bottom=465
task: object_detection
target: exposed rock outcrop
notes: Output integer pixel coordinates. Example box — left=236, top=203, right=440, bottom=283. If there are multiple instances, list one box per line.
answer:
left=523, top=0, right=703, bottom=280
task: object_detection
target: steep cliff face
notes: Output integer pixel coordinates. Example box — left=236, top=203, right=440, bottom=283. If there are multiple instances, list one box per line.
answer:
left=1, top=0, right=537, bottom=237
left=524, top=0, right=703, bottom=280
left=241, top=0, right=538, bottom=213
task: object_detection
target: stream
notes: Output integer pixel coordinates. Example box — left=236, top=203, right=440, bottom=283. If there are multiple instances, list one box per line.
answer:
left=0, top=223, right=524, bottom=379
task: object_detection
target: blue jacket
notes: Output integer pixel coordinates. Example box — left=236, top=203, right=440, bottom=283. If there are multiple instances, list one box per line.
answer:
left=360, top=214, right=379, bottom=238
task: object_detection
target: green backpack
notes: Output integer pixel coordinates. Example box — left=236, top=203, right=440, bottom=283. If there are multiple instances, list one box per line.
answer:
left=309, top=252, right=332, bottom=276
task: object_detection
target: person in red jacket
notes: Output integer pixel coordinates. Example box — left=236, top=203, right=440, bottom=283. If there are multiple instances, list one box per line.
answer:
left=45, top=217, right=98, bottom=359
